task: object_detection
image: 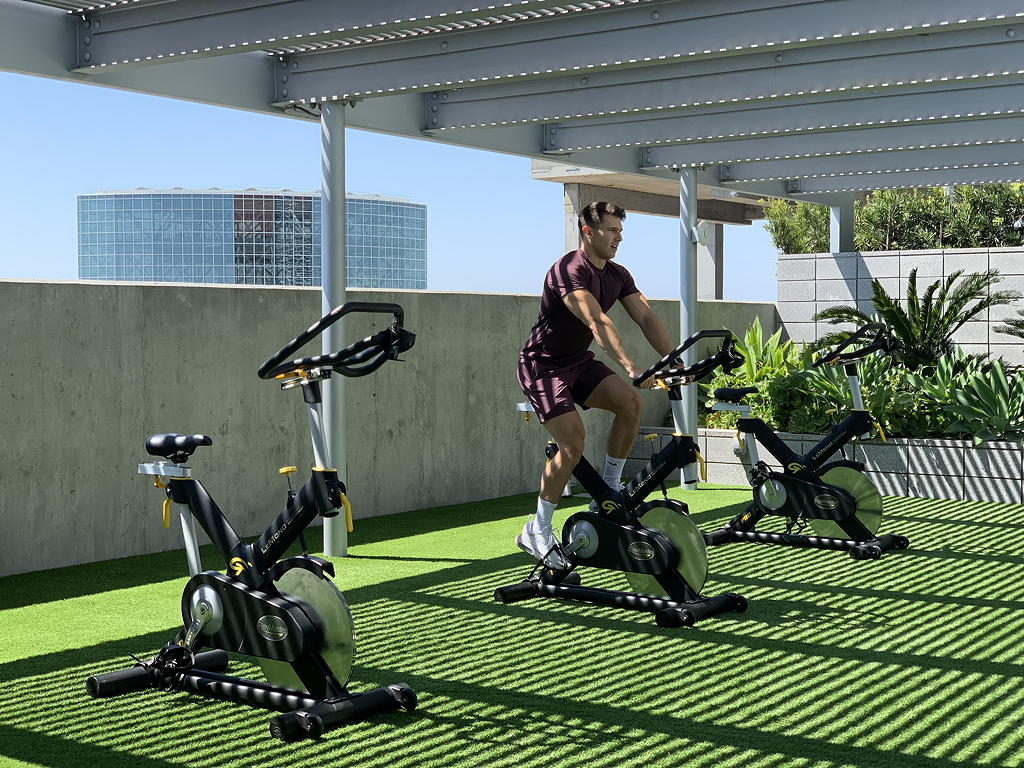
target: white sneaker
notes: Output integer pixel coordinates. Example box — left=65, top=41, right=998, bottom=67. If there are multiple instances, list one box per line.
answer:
left=516, top=520, right=568, bottom=570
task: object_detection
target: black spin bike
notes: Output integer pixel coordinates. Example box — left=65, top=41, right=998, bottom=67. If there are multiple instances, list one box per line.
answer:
left=495, top=330, right=749, bottom=628
left=86, top=302, right=417, bottom=742
left=703, top=323, right=910, bottom=559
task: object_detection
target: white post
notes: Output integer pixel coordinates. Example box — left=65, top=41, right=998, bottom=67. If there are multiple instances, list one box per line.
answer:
left=678, top=168, right=698, bottom=436
left=320, top=101, right=348, bottom=557
left=829, top=193, right=856, bottom=253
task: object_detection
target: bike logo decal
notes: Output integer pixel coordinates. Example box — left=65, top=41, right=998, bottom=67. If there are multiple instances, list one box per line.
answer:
left=627, top=542, right=656, bottom=561
left=601, top=500, right=620, bottom=513
left=787, top=462, right=805, bottom=473
left=814, top=494, right=841, bottom=511
left=256, top=615, right=289, bottom=642
left=229, top=557, right=251, bottom=575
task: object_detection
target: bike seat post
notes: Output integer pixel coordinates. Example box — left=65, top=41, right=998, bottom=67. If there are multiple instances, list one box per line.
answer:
left=138, top=461, right=204, bottom=577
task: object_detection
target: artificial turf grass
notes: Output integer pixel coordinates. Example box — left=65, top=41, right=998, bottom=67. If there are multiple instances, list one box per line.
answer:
left=1, top=488, right=1022, bottom=768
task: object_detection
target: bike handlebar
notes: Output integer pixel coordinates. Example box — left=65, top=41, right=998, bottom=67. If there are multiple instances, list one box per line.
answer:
left=632, top=329, right=743, bottom=387
left=812, top=323, right=890, bottom=368
left=258, top=302, right=415, bottom=380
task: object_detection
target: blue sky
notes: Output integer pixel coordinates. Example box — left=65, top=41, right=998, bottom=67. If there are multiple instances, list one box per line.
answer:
left=0, top=71, right=778, bottom=301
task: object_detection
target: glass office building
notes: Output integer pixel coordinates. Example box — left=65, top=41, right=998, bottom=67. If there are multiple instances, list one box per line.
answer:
left=77, top=189, right=427, bottom=289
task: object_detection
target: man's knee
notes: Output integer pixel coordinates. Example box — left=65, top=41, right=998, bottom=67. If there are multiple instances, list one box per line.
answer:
left=614, top=390, right=642, bottom=421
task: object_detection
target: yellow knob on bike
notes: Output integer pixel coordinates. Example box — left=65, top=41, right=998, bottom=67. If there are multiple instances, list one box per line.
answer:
left=695, top=449, right=708, bottom=483
left=341, top=493, right=354, bottom=533
left=873, top=421, right=888, bottom=442
left=644, top=433, right=660, bottom=442
left=278, top=466, right=298, bottom=476
left=162, top=498, right=171, bottom=529
left=655, top=379, right=669, bottom=391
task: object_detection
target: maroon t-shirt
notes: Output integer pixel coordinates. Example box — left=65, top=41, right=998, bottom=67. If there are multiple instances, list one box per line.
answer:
left=520, top=249, right=639, bottom=367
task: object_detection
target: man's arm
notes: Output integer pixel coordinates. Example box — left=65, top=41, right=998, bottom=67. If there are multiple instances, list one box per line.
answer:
left=621, top=292, right=675, bottom=357
left=563, top=289, right=641, bottom=379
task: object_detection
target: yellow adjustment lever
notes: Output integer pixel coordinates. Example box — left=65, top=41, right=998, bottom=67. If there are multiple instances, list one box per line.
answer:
left=644, top=433, right=660, bottom=442
left=873, top=421, right=888, bottom=443
left=278, top=466, right=298, bottom=476
left=655, top=379, right=669, bottom=391
left=162, top=498, right=171, bottom=529
left=695, top=449, right=708, bottom=483
left=341, top=493, right=354, bottom=533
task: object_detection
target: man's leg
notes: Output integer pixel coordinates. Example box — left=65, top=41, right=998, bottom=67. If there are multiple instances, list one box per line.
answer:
left=582, top=374, right=642, bottom=487
left=538, top=410, right=586, bottom=503
left=516, top=410, right=584, bottom=568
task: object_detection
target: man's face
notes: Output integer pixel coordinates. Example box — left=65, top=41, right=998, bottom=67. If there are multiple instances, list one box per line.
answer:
left=584, top=214, right=624, bottom=260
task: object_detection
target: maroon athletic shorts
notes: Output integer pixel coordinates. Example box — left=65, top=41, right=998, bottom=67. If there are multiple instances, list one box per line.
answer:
left=517, top=355, right=616, bottom=423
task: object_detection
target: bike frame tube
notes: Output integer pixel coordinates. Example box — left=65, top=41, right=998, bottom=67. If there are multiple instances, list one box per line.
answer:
left=739, top=410, right=873, bottom=474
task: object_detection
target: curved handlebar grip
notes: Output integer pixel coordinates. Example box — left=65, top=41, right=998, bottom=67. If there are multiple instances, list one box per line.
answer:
left=632, top=329, right=737, bottom=386
left=812, top=323, right=889, bottom=368
left=258, top=302, right=408, bottom=380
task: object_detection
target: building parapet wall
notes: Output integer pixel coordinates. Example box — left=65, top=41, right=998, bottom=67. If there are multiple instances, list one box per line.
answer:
left=0, top=281, right=775, bottom=576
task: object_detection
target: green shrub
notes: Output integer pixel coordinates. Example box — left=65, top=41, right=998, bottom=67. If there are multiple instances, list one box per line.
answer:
left=764, top=183, right=1024, bottom=254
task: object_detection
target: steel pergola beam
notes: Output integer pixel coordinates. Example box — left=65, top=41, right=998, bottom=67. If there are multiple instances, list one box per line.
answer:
left=541, top=80, right=1024, bottom=153
left=791, top=164, right=1024, bottom=194
left=718, top=142, right=1024, bottom=183
left=71, top=0, right=611, bottom=72
left=639, top=114, right=1024, bottom=167
left=275, top=0, right=1024, bottom=104
left=424, top=26, right=1024, bottom=132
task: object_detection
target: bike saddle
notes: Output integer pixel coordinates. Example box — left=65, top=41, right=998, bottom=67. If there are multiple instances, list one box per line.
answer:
left=714, top=386, right=757, bottom=403
left=145, top=433, right=213, bottom=464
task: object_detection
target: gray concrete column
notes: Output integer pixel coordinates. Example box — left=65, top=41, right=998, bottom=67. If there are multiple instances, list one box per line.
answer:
left=830, top=193, right=856, bottom=253
left=696, top=221, right=724, bottom=300
left=679, top=168, right=698, bottom=434
left=320, top=100, right=347, bottom=557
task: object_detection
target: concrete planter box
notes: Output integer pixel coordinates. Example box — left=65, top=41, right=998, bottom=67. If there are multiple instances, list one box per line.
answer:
left=684, top=428, right=1024, bottom=505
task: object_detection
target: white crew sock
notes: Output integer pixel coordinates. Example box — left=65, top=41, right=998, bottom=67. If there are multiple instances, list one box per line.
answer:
left=533, top=497, right=558, bottom=530
left=602, top=455, right=626, bottom=488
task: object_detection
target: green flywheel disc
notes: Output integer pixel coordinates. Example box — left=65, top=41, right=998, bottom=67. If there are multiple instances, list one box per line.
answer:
left=807, top=466, right=884, bottom=540
left=624, top=500, right=708, bottom=598
left=257, top=566, right=357, bottom=693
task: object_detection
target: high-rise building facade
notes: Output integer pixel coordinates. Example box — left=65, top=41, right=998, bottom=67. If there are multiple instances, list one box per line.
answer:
left=77, top=189, right=427, bottom=289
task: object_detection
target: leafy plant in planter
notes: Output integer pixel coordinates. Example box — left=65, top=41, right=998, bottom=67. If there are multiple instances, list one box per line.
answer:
left=700, top=316, right=806, bottom=430
left=814, top=268, right=1022, bottom=370
left=784, top=353, right=907, bottom=436
left=938, top=360, right=1024, bottom=445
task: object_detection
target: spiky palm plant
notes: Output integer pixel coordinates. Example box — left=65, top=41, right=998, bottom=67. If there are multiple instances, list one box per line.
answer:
left=994, top=308, right=1024, bottom=342
left=814, top=268, right=1022, bottom=370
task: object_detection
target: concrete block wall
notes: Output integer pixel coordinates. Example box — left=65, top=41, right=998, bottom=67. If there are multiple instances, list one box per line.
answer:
left=777, top=248, right=1024, bottom=364
left=698, top=429, right=1024, bottom=505
left=0, top=279, right=774, bottom=577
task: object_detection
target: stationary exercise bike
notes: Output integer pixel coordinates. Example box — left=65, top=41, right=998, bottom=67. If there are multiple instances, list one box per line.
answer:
left=495, top=330, right=749, bottom=628
left=86, top=302, right=417, bottom=742
left=703, top=323, right=910, bottom=559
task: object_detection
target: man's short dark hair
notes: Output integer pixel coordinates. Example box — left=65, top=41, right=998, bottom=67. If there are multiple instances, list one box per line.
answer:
left=578, top=201, right=627, bottom=235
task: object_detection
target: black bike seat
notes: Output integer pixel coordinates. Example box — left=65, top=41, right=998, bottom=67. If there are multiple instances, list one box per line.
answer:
left=146, top=433, right=213, bottom=462
left=715, top=387, right=757, bottom=403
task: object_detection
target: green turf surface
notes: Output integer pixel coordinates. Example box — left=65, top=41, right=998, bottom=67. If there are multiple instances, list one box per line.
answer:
left=1, top=487, right=1021, bottom=768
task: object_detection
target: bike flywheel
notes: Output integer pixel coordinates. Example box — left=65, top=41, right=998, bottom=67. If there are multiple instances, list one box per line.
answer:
left=807, top=466, right=883, bottom=540
left=624, top=499, right=708, bottom=598
left=257, top=566, right=356, bottom=692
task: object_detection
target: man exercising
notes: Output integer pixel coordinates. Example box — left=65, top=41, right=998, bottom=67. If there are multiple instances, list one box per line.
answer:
left=516, top=201, right=674, bottom=568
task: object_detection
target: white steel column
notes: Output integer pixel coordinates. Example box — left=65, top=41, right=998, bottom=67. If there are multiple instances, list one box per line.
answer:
left=830, top=192, right=856, bottom=253
left=320, top=101, right=348, bottom=557
left=678, top=168, right=698, bottom=435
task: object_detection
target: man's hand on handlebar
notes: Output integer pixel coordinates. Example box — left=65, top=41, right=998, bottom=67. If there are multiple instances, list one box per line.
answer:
left=628, top=368, right=658, bottom=389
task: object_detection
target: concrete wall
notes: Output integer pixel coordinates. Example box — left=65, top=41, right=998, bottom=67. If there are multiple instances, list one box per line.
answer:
left=777, top=248, right=1024, bottom=364
left=0, top=280, right=775, bottom=576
